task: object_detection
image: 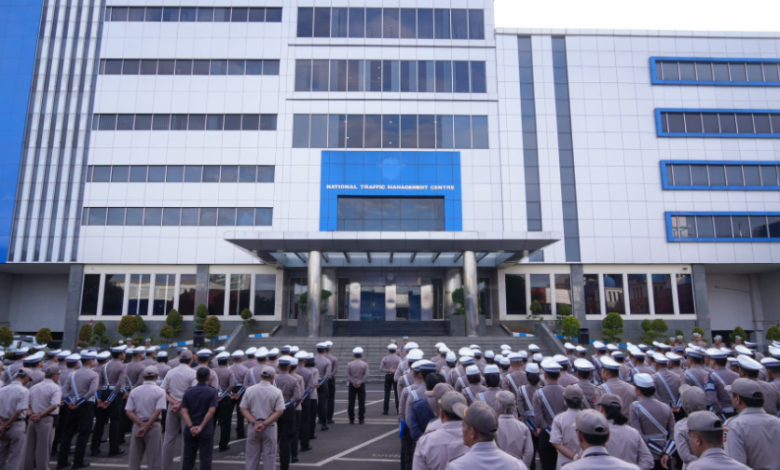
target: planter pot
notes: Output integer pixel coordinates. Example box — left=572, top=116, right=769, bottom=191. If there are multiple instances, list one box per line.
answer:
left=450, top=315, right=466, bottom=337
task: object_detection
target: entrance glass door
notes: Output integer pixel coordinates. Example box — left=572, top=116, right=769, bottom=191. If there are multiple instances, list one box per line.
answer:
left=360, top=286, right=385, bottom=321
left=396, top=285, right=421, bottom=321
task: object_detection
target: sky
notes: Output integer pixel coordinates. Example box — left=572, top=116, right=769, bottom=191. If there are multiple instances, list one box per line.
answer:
left=493, top=0, right=780, bottom=33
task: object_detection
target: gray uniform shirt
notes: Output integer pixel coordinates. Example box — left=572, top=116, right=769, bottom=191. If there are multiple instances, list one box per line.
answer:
left=629, top=396, right=675, bottom=456
left=724, top=407, right=780, bottom=470
left=240, top=381, right=285, bottom=422
left=533, top=383, right=565, bottom=430
left=446, top=441, right=529, bottom=470
left=216, top=366, right=236, bottom=393
left=495, top=414, right=534, bottom=468
left=156, top=363, right=171, bottom=383
left=29, top=378, right=62, bottom=415
left=62, top=367, right=99, bottom=403
left=606, top=423, right=654, bottom=470
left=559, top=446, right=640, bottom=470
left=380, top=354, right=401, bottom=374
left=462, top=383, right=488, bottom=406
left=400, top=381, right=424, bottom=423
left=314, top=355, right=333, bottom=381
left=753, top=378, right=780, bottom=416
left=3, top=360, right=23, bottom=385
left=325, top=353, right=338, bottom=377
left=558, top=372, right=578, bottom=387
left=413, top=420, right=469, bottom=470
left=192, top=364, right=219, bottom=389
left=126, top=381, right=167, bottom=421
left=681, top=366, right=709, bottom=392
left=550, top=408, right=582, bottom=469
left=160, top=363, right=197, bottom=402
left=705, top=368, right=739, bottom=415
left=577, top=378, right=598, bottom=409
left=597, top=378, right=636, bottom=417
left=517, top=382, right=541, bottom=418
left=274, top=371, right=302, bottom=403
left=686, top=448, right=750, bottom=470
left=672, top=417, right=697, bottom=468
left=0, top=381, right=29, bottom=420
left=307, top=366, right=320, bottom=401
left=653, top=368, right=681, bottom=406
left=346, top=359, right=368, bottom=384
left=231, top=363, right=248, bottom=386
left=26, top=368, right=45, bottom=389
left=501, top=369, right=529, bottom=397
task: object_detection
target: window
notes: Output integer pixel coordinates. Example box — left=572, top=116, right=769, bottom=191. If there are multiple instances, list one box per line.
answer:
left=337, top=197, right=444, bottom=231
left=583, top=274, right=600, bottom=314
left=627, top=274, right=649, bottom=314
left=653, top=58, right=780, bottom=85
left=108, top=6, right=281, bottom=22
left=603, top=274, right=625, bottom=314
left=297, top=7, right=484, bottom=39
left=229, top=274, right=251, bottom=315
left=293, top=114, right=488, bottom=149
left=288, top=278, right=307, bottom=320
left=99, top=58, right=280, bottom=76
left=208, top=274, right=226, bottom=316
left=658, top=110, right=780, bottom=137
left=518, top=36, right=542, bottom=232
left=102, top=274, right=126, bottom=316
left=127, top=274, right=151, bottom=315
left=179, top=274, right=197, bottom=315
left=530, top=274, right=551, bottom=314
left=675, top=274, right=695, bottom=313
left=505, top=274, right=527, bottom=315
left=555, top=274, right=572, bottom=316
left=663, top=161, right=780, bottom=189
left=80, top=207, right=273, bottom=226
left=668, top=212, right=780, bottom=241
left=652, top=274, right=674, bottom=314
left=81, top=274, right=101, bottom=315
left=93, top=114, right=276, bottom=131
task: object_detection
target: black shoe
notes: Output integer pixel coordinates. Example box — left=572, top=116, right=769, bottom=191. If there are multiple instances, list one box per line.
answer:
left=219, top=446, right=230, bottom=452
left=328, top=419, right=334, bottom=424
left=349, top=420, right=355, bottom=425
left=321, top=425, right=329, bottom=431
left=55, top=464, right=70, bottom=470
left=359, top=420, right=365, bottom=424
left=119, top=440, right=126, bottom=445
left=72, top=463, right=91, bottom=470
left=90, top=450, right=100, bottom=457
left=107, top=449, right=124, bottom=457
left=101, top=438, right=107, bottom=443
left=301, top=446, right=313, bottom=452
left=310, top=436, right=317, bottom=440
left=292, top=457, right=299, bottom=463
left=382, top=411, right=388, bottom=415
left=236, top=434, right=246, bottom=440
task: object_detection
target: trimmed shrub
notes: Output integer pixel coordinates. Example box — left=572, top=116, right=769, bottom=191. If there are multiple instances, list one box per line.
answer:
left=35, top=328, right=53, bottom=346
left=730, top=326, right=747, bottom=344
left=766, top=325, right=780, bottom=342
left=0, top=326, right=13, bottom=348
left=194, top=304, right=209, bottom=331
left=204, top=316, right=222, bottom=340
left=240, top=308, right=256, bottom=326
left=561, top=316, right=580, bottom=340
left=602, top=312, right=624, bottom=344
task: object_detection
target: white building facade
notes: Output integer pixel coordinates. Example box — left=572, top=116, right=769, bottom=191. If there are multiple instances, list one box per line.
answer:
left=2, top=0, right=780, bottom=346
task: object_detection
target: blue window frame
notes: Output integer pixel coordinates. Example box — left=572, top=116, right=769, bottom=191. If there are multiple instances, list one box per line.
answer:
left=650, top=57, right=780, bottom=86
left=656, top=109, right=780, bottom=138
left=667, top=212, right=780, bottom=242
left=661, top=161, right=780, bottom=190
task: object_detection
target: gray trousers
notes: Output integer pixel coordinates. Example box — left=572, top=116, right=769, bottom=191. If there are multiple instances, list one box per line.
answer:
left=245, top=423, right=277, bottom=470
left=129, top=422, right=162, bottom=470
left=24, top=416, right=53, bottom=470
left=162, top=407, right=184, bottom=470
left=0, top=420, right=27, bottom=470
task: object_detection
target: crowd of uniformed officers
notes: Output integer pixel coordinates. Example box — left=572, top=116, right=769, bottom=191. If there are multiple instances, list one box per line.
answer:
left=382, top=335, right=780, bottom=470
left=0, top=334, right=778, bottom=470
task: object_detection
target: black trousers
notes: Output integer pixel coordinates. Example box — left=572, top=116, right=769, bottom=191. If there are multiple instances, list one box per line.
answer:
left=327, top=378, right=336, bottom=420
left=57, top=402, right=95, bottom=467
left=400, top=427, right=415, bottom=470
left=383, top=374, right=398, bottom=413
left=52, top=405, right=68, bottom=454
left=529, top=430, right=539, bottom=470
left=278, top=408, right=296, bottom=470
left=217, top=396, right=233, bottom=449
left=299, top=397, right=311, bottom=450
left=232, top=386, right=245, bottom=438
left=318, top=385, right=329, bottom=425
left=91, top=394, right=109, bottom=452
left=309, top=399, right=318, bottom=438
left=181, top=431, right=213, bottom=470
left=291, top=409, right=302, bottom=458
left=348, top=383, right=366, bottom=422
left=538, top=430, right=558, bottom=470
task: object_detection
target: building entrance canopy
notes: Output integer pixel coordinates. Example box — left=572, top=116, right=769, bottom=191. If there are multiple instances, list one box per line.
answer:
left=224, top=231, right=561, bottom=268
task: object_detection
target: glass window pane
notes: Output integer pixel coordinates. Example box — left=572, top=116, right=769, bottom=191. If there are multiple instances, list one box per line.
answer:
left=436, top=115, right=453, bottom=149
left=505, top=274, right=527, bottom=315
left=470, top=61, right=486, bottom=93
left=224, top=115, right=241, bottom=130
left=148, top=166, right=166, bottom=182
left=99, top=114, right=116, bottom=130
left=583, top=274, right=600, bottom=314
left=221, top=165, right=238, bottom=182
left=162, top=208, right=181, bottom=226
left=86, top=207, right=106, bottom=226
left=702, top=114, right=720, bottom=133
left=754, top=114, right=771, bottom=134
left=143, top=208, right=162, bottom=226
left=80, top=274, right=100, bottom=315
left=255, top=208, right=273, bottom=226
left=731, top=216, right=750, bottom=238
left=451, top=9, right=468, bottom=39
left=237, top=208, right=254, bottom=226
left=203, top=166, right=220, bottom=182
left=764, top=63, right=780, bottom=82
left=719, top=113, right=737, bottom=133
left=196, top=7, right=213, bottom=22
left=382, top=60, right=399, bottom=91
left=726, top=166, right=743, bottom=186
left=673, top=216, right=696, bottom=238
left=603, top=274, right=625, bottom=314
left=743, top=166, right=760, bottom=186
left=400, top=115, right=417, bottom=148
left=152, top=274, right=175, bottom=316
left=310, top=115, right=328, bottom=148
left=228, top=274, right=251, bottom=315
left=199, top=208, right=217, bottom=226
left=178, top=274, right=196, bottom=315
left=188, top=114, right=205, bottom=130
left=676, top=274, right=695, bottom=314
left=130, top=166, right=147, bottom=182
left=207, top=115, right=223, bottom=131
left=453, top=61, right=469, bottom=92
left=695, top=62, right=713, bottom=81
left=242, top=114, right=259, bottom=131
left=364, top=115, right=381, bottom=148
left=166, top=166, right=183, bottom=182
left=297, top=7, right=313, bottom=37
left=652, top=274, right=674, bottom=314
left=348, top=8, right=365, bottom=38
left=736, top=114, right=754, bottom=134
left=328, top=114, right=346, bottom=148
left=111, top=7, right=128, bottom=21
left=690, top=165, right=708, bottom=185
left=313, top=7, right=331, bottom=37
left=245, top=60, right=262, bottom=75
left=140, top=60, right=157, bottom=75
left=751, top=216, right=768, bottom=238
left=231, top=7, right=248, bottom=22
left=746, top=63, right=764, bottom=81
left=260, top=115, right=277, bottom=131
left=383, top=8, right=399, bottom=38
left=627, top=274, right=649, bottom=314
left=110, top=166, right=128, bottom=182
left=239, top=166, right=256, bottom=183
left=254, top=274, right=276, bottom=316
left=366, top=8, right=382, bottom=38
left=661, top=61, right=679, bottom=80
left=102, top=274, right=126, bottom=316
left=529, top=274, right=551, bottom=314
left=679, top=62, right=696, bottom=80
left=347, top=60, right=364, bottom=91
left=152, top=115, right=170, bottom=130
left=122, top=60, right=139, bottom=75
left=368, top=60, right=382, bottom=92
left=210, top=60, right=227, bottom=75
left=292, top=115, right=310, bottom=148
left=179, top=8, right=196, bottom=21
left=761, top=166, right=778, bottom=186
left=400, top=61, right=417, bottom=92
left=145, top=7, right=162, bottom=21
left=248, top=8, right=265, bottom=22
left=695, top=216, right=714, bottom=238
left=346, top=115, right=364, bottom=148
left=468, top=10, right=484, bottom=39
left=418, top=61, right=434, bottom=92
left=170, top=114, right=188, bottom=130
left=418, top=115, right=435, bottom=148
left=684, top=113, right=702, bottom=133
left=214, top=8, right=230, bottom=22
left=330, top=60, right=347, bottom=92
left=126, top=208, right=143, bottom=225
left=714, top=216, right=732, bottom=238
left=262, top=60, right=279, bottom=76
left=400, top=9, right=415, bottom=38
left=729, top=63, right=747, bottom=81
left=228, top=60, right=245, bottom=75
left=769, top=216, right=780, bottom=238
left=162, top=7, right=179, bottom=22
left=257, top=166, right=274, bottom=183
left=434, top=9, right=450, bottom=39
left=417, top=9, right=433, bottom=39
left=672, top=165, right=690, bottom=186
left=217, top=208, right=236, bottom=226
left=184, top=166, right=202, bottom=182
left=454, top=116, right=471, bottom=149
left=382, top=115, right=399, bottom=148
left=435, top=61, right=452, bottom=92
left=666, top=113, right=685, bottom=132
left=207, top=275, right=225, bottom=315
left=181, top=208, right=199, bottom=226
left=312, top=60, right=329, bottom=92
left=708, top=165, right=726, bottom=186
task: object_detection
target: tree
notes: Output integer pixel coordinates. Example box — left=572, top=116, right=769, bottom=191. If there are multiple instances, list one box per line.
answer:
left=135, top=315, right=148, bottom=334
left=92, top=322, right=110, bottom=346
left=556, top=304, right=573, bottom=321
left=35, top=328, right=53, bottom=346
left=240, top=308, right=256, bottom=326
left=76, top=324, right=93, bottom=348
left=766, top=325, right=780, bottom=342
left=117, top=316, right=138, bottom=338
left=166, top=309, right=184, bottom=338
left=159, top=325, right=175, bottom=343
left=640, top=320, right=656, bottom=344
left=194, top=304, right=209, bottom=331
left=730, top=326, right=747, bottom=344
left=297, top=290, right=334, bottom=314
left=529, top=300, right=544, bottom=320
left=0, top=326, right=13, bottom=349
left=640, top=318, right=669, bottom=344
left=692, top=326, right=708, bottom=342
left=561, top=316, right=580, bottom=340
left=602, top=312, right=624, bottom=344
left=204, top=316, right=222, bottom=344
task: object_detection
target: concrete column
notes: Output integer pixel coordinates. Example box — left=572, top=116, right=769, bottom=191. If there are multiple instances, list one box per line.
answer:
left=194, top=265, right=210, bottom=310
left=63, top=264, right=84, bottom=349
left=443, top=268, right=462, bottom=318
left=462, top=251, right=479, bottom=337
left=307, top=251, right=322, bottom=337
left=749, top=274, right=766, bottom=352
left=321, top=268, right=338, bottom=317
left=570, top=264, right=586, bottom=323
left=691, top=265, right=712, bottom=335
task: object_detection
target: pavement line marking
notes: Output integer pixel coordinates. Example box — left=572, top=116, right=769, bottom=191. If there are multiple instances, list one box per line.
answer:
left=310, top=428, right=398, bottom=467
left=337, top=458, right=397, bottom=463
left=173, top=438, right=247, bottom=462
left=332, top=399, right=383, bottom=415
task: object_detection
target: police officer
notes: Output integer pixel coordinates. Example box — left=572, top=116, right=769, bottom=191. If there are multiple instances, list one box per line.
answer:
left=412, top=391, right=469, bottom=470
left=650, top=353, right=679, bottom=415
left=660, top=385, right=706, bottom=470
left=26, top=364, right=61, bottom=470
left=52, top=353, right=79, bottom=457
left=314, top=343, right=332, bottom=431
left=275, top=355, right=302, bottom=470
left=446, top=401, right=527, bottom=470
left=686, top=411, right=750, bottom=470
left=596, top=356, right=635, bottom=417
left=43, top=349, right=61, bottom=371
left=666, top=352, right=685, bottom=379
left=573, top=359, right=597, bottom=409
left=380, top=344, right=401, bottom=415
left=441, top=351, right=458, bottom=385
left=288, top=357, right=305, bottom=463
left=478, top=365, right=505, bottom=414
left=400, top=349, right=424, bottom=392
left=503, top=352, right=529, bottom=401
left=23, top=351, right=46, bottom=388
left=304, top=353, right=320, bottom=443
left=0, top=367, right=31, bottom=469
left=493, top=391, right=534, bottom=467
left=155, top=351, right=171, bottom=381
left=230, top=350, right=248, bottom=439
left=461, top=365, right=487, bottom=405
left=58, top=350, right=99, bottom=470
left=763, top=356, right=780, bottom=393
left=125, top=365, right=166, bottom=470
left=92, top=344, right=128, bottom=458
left=160, top=349, right=196, bottom=469
left=346, top=347, right=369, bottom=424
left=127, top=347, right=146, bottom=387
left=3, top=347, right=28, bottom=385
left=628, top=349, right=655, bottom=376
left=242, top=347, right=257, bottom=371
left=396, top=342, right=418, bottom=385
left=596, top=394, right=653, bottom=470
left=168, top=348, right=184, bottom=369
left=553, top=355, right=578, bottom=387
left=734, top=354, right=780, bottom=416
left=214, top=351, right=236, bottom=451
left=724, top=378, right=780, bottom=469
left=550, top=386, right=587, bottom=468
left=449, top=354, right=469, bottom=391
left=533, top=359, right=566, bottom=470
left=629, top=373, right=675, bottom=467
left=399, top=358, right=432, bottom=470
left=558, top=409, right=641, bottom=470
left=293, top=351, right=314, bottom=454
left=682, top=348, right=709, bottom=394
left=142, top=347, right=156, bottom=367
left=240, top=366, right=285, bottom=470
left=324, top=342, right=338, bottom=424
left=408, top=364, right=443, bottom=441
left=267, top=348, right=280, bottom=373
left=704, top=348, right=739, bottom=421
left=194, top=349, right=219, bottom=389
left=592, top=342, right=610, bottom=380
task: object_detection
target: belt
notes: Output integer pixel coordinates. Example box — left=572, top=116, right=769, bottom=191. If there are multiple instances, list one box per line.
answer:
left=101, top=386, right=116, bottom=391
left=722, top=407, right=735, bottom=413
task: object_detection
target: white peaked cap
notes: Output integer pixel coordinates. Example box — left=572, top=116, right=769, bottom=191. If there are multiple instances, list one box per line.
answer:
left=465, top=365, right=480, bottom=375
left=353, top=347, right=364, bottom=354
left=525, top=363, right=540, bottom=374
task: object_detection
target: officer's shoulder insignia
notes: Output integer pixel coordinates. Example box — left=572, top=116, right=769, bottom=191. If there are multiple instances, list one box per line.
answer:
left=723, top=428, right=728, bottom=443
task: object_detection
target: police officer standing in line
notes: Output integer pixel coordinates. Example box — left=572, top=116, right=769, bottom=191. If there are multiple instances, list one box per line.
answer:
left=494, top=391, right=534, bottom=467
left=294, top=351, right=315, bottom=454
left=558, top=409, right=640, bottom=470
left=682, top=348, right=709, bottom=393
left=660, top=385, right=706, bottom=470
left=314, top=343, right=332, bottom=431
left=3, top=348, right=29, bottom=385
left=734, top=355, right=780, bottom=415
left=241, top=366, right=285, bottom=470
left=214, top=351, right=236, bottom=452
left=400, top=357, right=430, bottom=470
left=686, top=411, right=750, bottom=470
left=533, top=359, right=566, bottom=470
left=180, top=368, right=218, bottom=470
left=380, top=344, right=401, bottom=415
left=92, top=344, right=128, bottom=457
left=650, top=353, right=679, bottom=415
left=324, top=342, right=338, bottom=424
left=723, top=378, right=780, bottom=470
left=461, top=365, right=487, bottom=405
left=346, top=347, right=369, bottom=424
left=23, top=351, right=46, bottom=388
left=26, top=364, right=61, bottom=470
left=704, top=348, right=739, bottom=421
left=412, top=391, right=469, bottom=470
left=629, top=373, right=675, bottom=468
left=573, top=359, right=597, bottom=409
left=596, top=356, right=636, bottom=417
left=595, top=394, right=653, bottom=470
left=276, top=355, right=302, bottom=470
left=230, top=350, right=248, bottom=439
left=125, top=365, right=166, bottom=470
left=160, top=349, right=196, bottom=470
left=194, top=350, right=219, bottom=389
left=502, top=352, right=529, bottom=401
left=289, top=357, right=305, bottom=463
left=549, top=386, right=586, bottom=468
left=0, top=367, right=31, bottom=469
left=58, top=350, right=99, bottom=470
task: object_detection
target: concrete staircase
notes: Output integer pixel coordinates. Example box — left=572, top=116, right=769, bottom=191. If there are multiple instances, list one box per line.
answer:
left=332, top=320, right=450, bottom=337
left=236, top=336, right=555, bottom=384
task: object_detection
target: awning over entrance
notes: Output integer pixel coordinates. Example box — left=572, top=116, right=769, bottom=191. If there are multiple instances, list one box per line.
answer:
left=224, top=231, right=561, bottom=268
